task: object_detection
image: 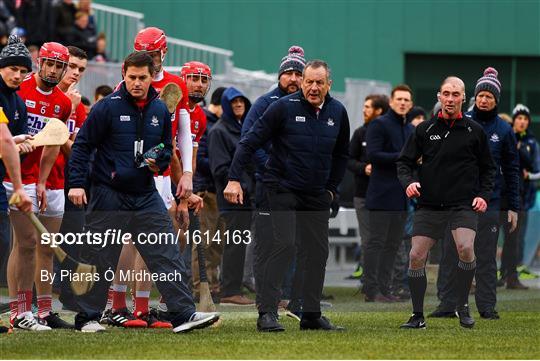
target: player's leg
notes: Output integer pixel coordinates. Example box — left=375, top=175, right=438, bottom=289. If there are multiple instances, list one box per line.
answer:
left=36, top=189, right=73, bottom=328
left=451, top=226, right=477, bottom=328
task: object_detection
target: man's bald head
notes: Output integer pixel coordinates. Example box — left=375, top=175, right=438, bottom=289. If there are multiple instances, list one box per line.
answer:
left=439, top=76, right=466, bottom=119
left=440, top=76, right=465, bottom=93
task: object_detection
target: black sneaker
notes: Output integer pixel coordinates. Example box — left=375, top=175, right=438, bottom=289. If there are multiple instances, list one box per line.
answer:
left=136, top=309, right=172, bottom=328
left=400, top=314, right=426, bottom=329
left=41, top=312, right=75, bottom=329
left=107, top=308, right=147, bottom=328
left=457, top=305, right=475, bottom=328
left=479, top=310, right=500, bottom=320
left=257, top=312, right=284, bottom=332
left=428, top=304, right=457, bottom=318
left=300, top=316, right=344, bottom=331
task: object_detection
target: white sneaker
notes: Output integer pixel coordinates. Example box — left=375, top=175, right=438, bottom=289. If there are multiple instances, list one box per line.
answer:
left=173, top=312, right=220, bottom=333
left=80, top=320, right=106, bottom=333
left=13, top=312, right=51, bottom=331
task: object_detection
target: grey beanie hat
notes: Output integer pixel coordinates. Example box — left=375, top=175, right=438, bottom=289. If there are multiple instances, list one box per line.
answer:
left=0, top=35, right=32, bottom=72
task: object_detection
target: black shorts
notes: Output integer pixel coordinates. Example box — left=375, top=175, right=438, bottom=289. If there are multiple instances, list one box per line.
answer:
left=412, top=205, right=478, bottom=240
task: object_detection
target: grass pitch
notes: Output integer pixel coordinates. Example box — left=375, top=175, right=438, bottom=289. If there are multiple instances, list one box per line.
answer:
left=2, top=287, right=539, bottom=359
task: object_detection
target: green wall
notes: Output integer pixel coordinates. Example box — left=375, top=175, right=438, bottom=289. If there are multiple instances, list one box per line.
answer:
left=96, top=0, right=540, bottom=108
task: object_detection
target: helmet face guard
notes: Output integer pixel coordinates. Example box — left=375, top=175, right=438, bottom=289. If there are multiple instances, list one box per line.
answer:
left=181, top=61, right=212, bottom=103
left=38, top=58, right=68, bottom=87
left=38, top=42, right=69, bottom=88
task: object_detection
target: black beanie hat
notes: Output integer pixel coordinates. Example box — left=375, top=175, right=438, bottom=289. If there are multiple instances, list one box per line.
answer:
left=512, top=104, right=531, bottom=122
left=0, top=35, right=32, bottom=72
left=406, top=106, right=426, bottom=123
left=475, top=67, right=501, bottom=104
left=278, top=45, right=306, bottom=78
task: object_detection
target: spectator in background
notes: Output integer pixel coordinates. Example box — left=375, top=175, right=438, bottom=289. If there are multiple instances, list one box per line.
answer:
left=388, top=105, right=427, bottom=301
left=208, top=87, right=255, bottom=306
left=406, top=106, right=426, bottom=127
left=70, top=11, right=97, bottom=59
left=81, top=96, right=91, bottom=114
left=12, top=0, right=54, bottom=47
left=363, top=85, right=414, bottom=302
left=76, top=0, right=96, bottom=33
left=93, top=84, right=112, bottom=103
left=0, top=1, right=16, bottom=34
left=498, top=104, right=539, bottom=289
left=27, top=45, right=38, bottom=72
left=0, top=22, right=8, bottom=52
left=347, top=94, right=389, bottom=281
left=192, top=86, right=226, bottom=298
left=53, top=0, right=76, bottom=44
left=92, top=33, right=110, bottom=63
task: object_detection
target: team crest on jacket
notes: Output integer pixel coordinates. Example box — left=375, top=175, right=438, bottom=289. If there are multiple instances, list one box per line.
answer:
left=14, top=110, right=19, bottom=120
left=54, top=105, right=60, bottom=114
left=490, top=133, right=500, bottom=142
left=151, top=116, right=159, bottom=126
left=194, top=121, right=199, bottom=130
left=327, top=118, right=334, bottom=126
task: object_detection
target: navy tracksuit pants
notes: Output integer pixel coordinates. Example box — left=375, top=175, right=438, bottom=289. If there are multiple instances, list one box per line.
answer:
left=73, top=184, right=195, bottom=327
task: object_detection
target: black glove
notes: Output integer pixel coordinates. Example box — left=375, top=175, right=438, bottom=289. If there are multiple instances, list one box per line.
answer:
left=330, top=193, right=340, bottom=218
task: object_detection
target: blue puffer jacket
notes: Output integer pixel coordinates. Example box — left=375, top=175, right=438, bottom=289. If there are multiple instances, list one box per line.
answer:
left=69, top=83, right=172, bottom=194
left=229, top=91, right=350, bottom=196
left=241, top=86, right=288, bottom=181
left=468, top=107, right=520, bottom=211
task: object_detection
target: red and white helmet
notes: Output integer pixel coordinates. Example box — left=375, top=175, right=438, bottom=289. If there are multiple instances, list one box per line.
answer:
left=180, top=61, right=212, bottom=80
left=181, top=61, right=212, bottom=102
left=134, top=27, right=167, bottom=53
left=38, top=42, right=69, bottom=87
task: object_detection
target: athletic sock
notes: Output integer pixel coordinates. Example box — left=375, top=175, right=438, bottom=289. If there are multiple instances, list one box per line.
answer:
left=17, top=290, right=32, bottom=316
left=159, top=295, right=167, bottom=312
left=37, top=294, right=52, bottom=319
left=105, top=286, right=114, bottom=311
left=9, top=298, right=17, bottom=326
left=111, top=284, right=127, bottom=312
left=134, top=291, right=150, bottom=316
left=456, top=259, right=476, bottom=308
left=408, top=268, right=427, bottom=314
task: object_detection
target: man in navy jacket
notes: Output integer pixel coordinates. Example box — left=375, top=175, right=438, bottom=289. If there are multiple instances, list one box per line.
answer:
left=68, top=52, right=219, bottom=333
left=224, top=60, right=349, bottom=332
left=363, top=85, right=413, bottom=302
left=240, top=45, right=305, bottom=310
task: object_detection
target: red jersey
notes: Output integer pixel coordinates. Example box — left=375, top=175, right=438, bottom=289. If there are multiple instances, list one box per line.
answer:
left=69, top=101, right=88, bottom=135
left=189, top=104, right=207, bottom=146
left=152, top=71, right=189, bottom=177
left=11, top=75, right=71, bottom=187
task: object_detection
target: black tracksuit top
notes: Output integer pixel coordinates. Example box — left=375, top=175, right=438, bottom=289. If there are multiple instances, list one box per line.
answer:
left=397, top=114, right=497, bottom=208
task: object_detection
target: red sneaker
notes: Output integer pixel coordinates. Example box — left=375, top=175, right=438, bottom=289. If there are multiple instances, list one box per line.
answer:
left=107, top=308, right=147, bottom=328
left=135, top=309, right=172, bottom=329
